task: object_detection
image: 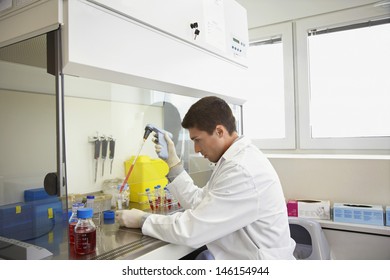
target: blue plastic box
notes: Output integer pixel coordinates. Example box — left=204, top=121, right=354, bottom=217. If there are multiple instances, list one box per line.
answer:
left=0, top=202, right=34, bottom=239
left=333, top=203, right=384, bottom=226
left=24, top=188, right=51, bottom=202
left=30, top=198, right=64, bottom=236
left=386, top=206, right=390, bottom=227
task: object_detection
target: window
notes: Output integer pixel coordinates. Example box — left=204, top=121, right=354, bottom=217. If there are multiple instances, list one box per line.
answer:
left=308, top=20, right=390, bottom=139
left=296, top=6, right=390, bottom=150
left=244, top=23, right=295, bottom=149
left=245, top=38, right=285, bottom=139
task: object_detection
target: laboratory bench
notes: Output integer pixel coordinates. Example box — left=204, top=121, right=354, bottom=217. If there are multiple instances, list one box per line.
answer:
left=0, top=219, right=196, bottom=260
left=66, top=222, right=195, bottom=260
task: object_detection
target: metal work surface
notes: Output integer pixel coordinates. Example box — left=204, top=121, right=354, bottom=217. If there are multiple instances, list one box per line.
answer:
left=67, top=222, right=168, bottom=260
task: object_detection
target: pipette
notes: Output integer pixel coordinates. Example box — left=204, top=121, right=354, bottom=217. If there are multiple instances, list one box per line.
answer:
left=101, top=137, right=108, bottom=176
left=118, top=139, right=145, bottom=193
left=143, top=124, right=172, bottom=160
left=108, top=137, right=115, bottom=174
left=118, top=124, right=172, bottom=193
left=94, top=138, right=101, bottom=182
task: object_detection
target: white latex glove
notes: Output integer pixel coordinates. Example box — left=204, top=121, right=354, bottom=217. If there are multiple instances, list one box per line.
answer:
left=154, top=132, right=180, bottom=168
left=115, top=209, right=146, bottom=228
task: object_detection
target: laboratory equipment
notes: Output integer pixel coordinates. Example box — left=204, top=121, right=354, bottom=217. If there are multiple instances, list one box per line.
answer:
left=164, top=187, right=172, bottom=211
left=94, top=137, right=101, bottom=182
left=116, top=183, right=129, bottom=210
left=108, top=137, right=115, bottom=174
left=124, top=155, right=168, bottom=205
left=145, top=188, right=154, bottom=211
left=118, top=139, right=146, bottom=194
left=103, top=210, right=115, bottom=225
left=118, top=124, right=169, bottom=194
left=68, top=202, right=84, bottom=244
left=74, top=208, right=96, bottom=255
left=24, top=188, right=51, bottom=202
left=101, top=137, right=108, bottom=176
left=86, top=195, right=95, bottom=209
left=143, top=124, right=173, bottom=160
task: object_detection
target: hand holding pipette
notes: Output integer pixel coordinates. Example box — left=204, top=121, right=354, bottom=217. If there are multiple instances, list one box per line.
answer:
left=152, top=130, right=180, bottom=168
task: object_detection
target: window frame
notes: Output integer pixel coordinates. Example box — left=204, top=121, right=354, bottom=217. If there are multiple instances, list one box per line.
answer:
left=296, top=5, right=390, bottom=150
left=247, top=22, right=296, bottom=149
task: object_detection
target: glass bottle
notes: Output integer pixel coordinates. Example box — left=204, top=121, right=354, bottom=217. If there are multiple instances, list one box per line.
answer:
left=74, top=208, right=96, bottom=255
left=68, top=202, right=84, bottom=244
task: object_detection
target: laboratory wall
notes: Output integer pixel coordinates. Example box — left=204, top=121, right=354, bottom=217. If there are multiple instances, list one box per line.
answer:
left=270, top=158, right=390, bottom=206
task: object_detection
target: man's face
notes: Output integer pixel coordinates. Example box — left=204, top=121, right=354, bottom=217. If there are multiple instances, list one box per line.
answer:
left=188, top=127, right=223, bottom=163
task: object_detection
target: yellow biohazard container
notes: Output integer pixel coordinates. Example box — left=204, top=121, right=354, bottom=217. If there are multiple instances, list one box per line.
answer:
left=124, top=155, right=169, bottom=206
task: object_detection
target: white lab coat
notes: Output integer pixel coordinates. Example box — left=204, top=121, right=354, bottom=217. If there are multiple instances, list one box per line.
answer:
left=142, top=136, right=296, bottom=259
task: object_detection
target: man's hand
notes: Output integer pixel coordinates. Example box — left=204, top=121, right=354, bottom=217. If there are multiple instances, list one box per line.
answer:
left=154, top=132, right=180, bottom=168
left=115, top=209, right=146, bottom=228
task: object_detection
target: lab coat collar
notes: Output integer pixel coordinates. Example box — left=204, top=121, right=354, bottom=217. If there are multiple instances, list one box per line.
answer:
left=208, top=136, right=249, bottom=183
left=218, top=135, right=250, bottom=164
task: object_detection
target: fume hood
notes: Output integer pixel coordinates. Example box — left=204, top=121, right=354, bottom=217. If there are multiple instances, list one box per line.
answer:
left=0, top=0, right=248, bottom=259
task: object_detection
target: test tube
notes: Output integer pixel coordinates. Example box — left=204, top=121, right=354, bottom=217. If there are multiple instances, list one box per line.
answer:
left=164, top=187, right=172, bottom=211
left=145, top=188, right=154, bottom=212
left=116, top=193, right=123, bottom=210
left=154, top=185, right=161, bottom=212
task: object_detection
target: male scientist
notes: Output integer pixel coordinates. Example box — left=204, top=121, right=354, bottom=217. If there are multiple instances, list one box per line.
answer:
left=116, top=96, right=296, bottom=260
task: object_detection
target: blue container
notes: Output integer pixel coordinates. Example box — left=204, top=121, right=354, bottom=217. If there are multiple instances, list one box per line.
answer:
left=0, top=202, right=33, bottom=239
left=103, top=210, right=115, bottom=224
left=24, top=188, right=51, bottom=202
left=333, top=203, right=384, bottom=226
left=30, top=198, right=64, bottom=236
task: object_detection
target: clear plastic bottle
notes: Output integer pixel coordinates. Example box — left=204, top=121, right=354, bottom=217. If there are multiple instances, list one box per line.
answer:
left=68, top=202, right=84, bottom=244
left=74, top=208, right=96, bottom=255
left=86, top=195, right=95, bottom=209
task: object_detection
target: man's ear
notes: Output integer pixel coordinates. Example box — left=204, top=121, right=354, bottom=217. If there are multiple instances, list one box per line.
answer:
left=215, top=125, right=224, bottom=137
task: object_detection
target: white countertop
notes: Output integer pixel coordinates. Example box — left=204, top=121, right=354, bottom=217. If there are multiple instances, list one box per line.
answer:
left=318, top=220, right=390, bottom=236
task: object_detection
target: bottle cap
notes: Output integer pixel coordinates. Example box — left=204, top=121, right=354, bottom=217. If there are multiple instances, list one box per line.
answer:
left=87, top=195, right=95, bottom=199
left=77, top=207, right=93, bottom=218
left=103, top=210, right=115, bottom=220
left=72, top=202, right=84, bottom=209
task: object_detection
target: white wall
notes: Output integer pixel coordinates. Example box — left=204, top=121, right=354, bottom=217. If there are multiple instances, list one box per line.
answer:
left=270, top=158, right=390, bottom=206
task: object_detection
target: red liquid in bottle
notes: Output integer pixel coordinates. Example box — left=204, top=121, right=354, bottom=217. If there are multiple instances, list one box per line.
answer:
left=68, top=222, right=77, bottom=244
left=74, top=226, right=96, bottom=255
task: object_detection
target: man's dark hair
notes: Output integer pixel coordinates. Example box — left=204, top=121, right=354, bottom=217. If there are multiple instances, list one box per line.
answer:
left=181, top=96, right=237, bottom=135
